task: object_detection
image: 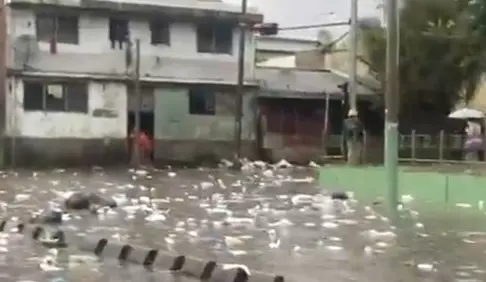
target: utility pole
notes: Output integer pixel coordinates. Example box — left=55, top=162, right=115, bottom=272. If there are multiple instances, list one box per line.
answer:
left=384, top=0, right=400, bottom=220
left=348, top=0, right=358, bottom=113
left=0, top=0, right=6, bottom=168
left=345, top=0, right=360, bottom=165
left=233, top=0, right=247, bottom=165
left=131, top=39, right=141, bottom=167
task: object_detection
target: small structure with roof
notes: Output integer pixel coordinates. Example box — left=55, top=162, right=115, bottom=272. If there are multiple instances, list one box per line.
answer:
left=254, top=53, right=379, bottom=163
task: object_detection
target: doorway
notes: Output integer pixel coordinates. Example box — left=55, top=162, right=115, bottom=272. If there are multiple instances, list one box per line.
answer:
left=109, top=17, right=129, bottom=49
left=127, top=111, right=154, bottom=160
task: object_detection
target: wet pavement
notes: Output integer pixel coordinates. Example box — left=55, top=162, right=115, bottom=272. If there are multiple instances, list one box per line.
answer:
left=0, top=163, right=486, bottom=281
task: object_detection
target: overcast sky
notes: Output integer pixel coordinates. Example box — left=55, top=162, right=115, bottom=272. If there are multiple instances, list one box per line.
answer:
left=224, top=0, right=383, bottom=39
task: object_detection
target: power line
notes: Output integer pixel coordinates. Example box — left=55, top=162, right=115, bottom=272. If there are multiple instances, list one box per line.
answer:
left=278, top=21, right=350, bottom=31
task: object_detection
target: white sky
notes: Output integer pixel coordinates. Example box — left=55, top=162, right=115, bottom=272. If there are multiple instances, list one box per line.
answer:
left=224, top=0, right=384, bottom=39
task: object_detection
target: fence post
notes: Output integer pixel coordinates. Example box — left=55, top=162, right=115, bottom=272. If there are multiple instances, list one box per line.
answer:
left=439, top=130, right=445, bottom=163
left=411, top=130, right=416, bottom=163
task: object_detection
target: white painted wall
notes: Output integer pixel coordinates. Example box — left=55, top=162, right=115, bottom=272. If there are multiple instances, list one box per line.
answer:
left=6, top=78, right=127, bottom=139
left=256, top=36, right=318, bottom=54
left=9, top=8, right=256, bottom=70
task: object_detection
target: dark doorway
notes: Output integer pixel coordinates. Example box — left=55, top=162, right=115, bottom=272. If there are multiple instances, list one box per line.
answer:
left=109, top=18, right=129, bottom=49
left=127, top=111, right=154, bottom=160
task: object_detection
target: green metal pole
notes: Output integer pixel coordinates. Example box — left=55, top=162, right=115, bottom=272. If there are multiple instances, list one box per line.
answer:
left=385, top=0, right=399, bottom=221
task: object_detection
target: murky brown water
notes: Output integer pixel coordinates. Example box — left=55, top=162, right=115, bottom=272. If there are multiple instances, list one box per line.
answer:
left=0, top=165, right=485, bottom=282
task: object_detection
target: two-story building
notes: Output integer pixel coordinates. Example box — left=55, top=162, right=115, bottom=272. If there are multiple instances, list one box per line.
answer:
left=4, top=0, right=263, bottom=166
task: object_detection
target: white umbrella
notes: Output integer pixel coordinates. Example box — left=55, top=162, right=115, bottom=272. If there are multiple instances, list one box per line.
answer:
left=448, top=108, right=484, bottom=119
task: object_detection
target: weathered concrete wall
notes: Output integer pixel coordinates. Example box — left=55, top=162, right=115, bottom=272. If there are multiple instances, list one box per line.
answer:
left=4, top=77, right=128, bottom=166
left=8, top=8, right=256, bottom=84
left=295, top=49, right=326, bottom=70
left=153, top=87, right=256, bottom=162
left=154, top=88, right=255, bottom=141
left=6, top=78, right=127, bottom=138
left=255, top=36, right=318, bottom=63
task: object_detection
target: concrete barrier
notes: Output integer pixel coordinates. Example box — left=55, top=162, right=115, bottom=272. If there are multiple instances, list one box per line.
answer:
left=180, top=256, right=217, bottom=279
left=126, top=245, right=186, bottom=270
left=0, top=220, right=6, bottom=232
left=28, top=225, right=68, bottom=248
left=0, top=219, right=22, bottom=232
left=151, top=250, right=185, bottom=271
left=0, top=221, right=287, bottom=282
left=78, top=237, right=186, bottom=270
left=78, top=236, right=107, bottom=255
left=247, top=272, right=285, bottom=282
left=125, top=245, right=156, bottom=265
left=44, top=229, right=68, bottom=248
left=210, top=264, right=249, bottom=282
left=31, top=225, right=45, bottom=240
left=95, top=240, right=132, bottom=261
left=0, top=221, right=68, bottom=248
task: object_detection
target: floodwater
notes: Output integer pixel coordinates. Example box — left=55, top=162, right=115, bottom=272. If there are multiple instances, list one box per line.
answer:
left=0, top=163, right=485, bottom=282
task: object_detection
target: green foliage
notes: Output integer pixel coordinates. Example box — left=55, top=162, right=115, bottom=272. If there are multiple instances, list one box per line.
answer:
left=361, top=0, right=486, bottom=115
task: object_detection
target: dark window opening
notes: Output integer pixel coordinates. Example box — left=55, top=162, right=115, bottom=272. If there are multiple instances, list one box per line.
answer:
left=65, top=83, right=88, bottom=112
left=35, top=14, right=79, bottom=44
left=109, top=18, right=129, bottom=50
left=150, top=20, right=170, bottom=45
left=196, top=23, right=233, bottom=54
left=189, top=87, right=215, bottom=115
left=23, top=81, right=88, bottom=113
left=23, top=82, right=43, bottom=111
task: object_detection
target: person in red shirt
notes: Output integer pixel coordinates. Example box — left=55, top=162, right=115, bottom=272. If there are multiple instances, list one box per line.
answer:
left=129, top=129, right=153, bottom=163
left=138, top=130, right=153, bottom=160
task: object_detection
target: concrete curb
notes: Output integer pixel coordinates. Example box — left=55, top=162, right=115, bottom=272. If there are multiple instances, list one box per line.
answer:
left=0, top=219, right=68, bottom=248
left=1, top=220, right=286, bottom=282
left=78, top=236, right=286, bottom=282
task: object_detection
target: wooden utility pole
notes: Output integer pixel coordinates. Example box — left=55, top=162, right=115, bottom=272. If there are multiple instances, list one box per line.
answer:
left=131, top=39, right=141, bottom=167
left=0, top=0, right=7, bottom=168
left=233, top=0, right=247, bottom=164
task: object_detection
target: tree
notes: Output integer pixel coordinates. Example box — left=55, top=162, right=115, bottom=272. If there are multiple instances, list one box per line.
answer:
left=361, top=0, right=486, bottom=116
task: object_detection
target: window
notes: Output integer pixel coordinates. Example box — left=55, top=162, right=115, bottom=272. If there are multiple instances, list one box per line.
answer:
left=23, top=81, right=88, bottom=113
left=150, top=20, right=170, bottom=45
left=109, top=18, right=129, bottom=49
left=35, top=14, right=79, bottom=44
left=189, top=87, right=215, bottom=115
left=196, top=23, right=233, bottom=54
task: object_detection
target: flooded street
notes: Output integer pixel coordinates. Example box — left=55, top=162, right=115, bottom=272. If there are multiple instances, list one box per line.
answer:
left=0, top=164, right=485, bottom=281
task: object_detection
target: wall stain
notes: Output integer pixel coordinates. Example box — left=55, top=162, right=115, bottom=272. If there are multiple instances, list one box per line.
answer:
left=93, top=108, right=118, bottom=118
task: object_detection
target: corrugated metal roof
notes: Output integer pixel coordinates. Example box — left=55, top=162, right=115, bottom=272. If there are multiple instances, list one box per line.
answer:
left=255, top=67, right=376, bottom=96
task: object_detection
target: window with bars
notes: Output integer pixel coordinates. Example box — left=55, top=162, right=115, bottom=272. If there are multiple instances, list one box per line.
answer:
left=150, top=20, right=170, bottom=45
left=23, top=81, right=88, bottom=113
left=196, top=22, right=233, bottom=54
left=35, top=14, right=79, bottom=44
left=188, top=87, right=215, bottom=115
